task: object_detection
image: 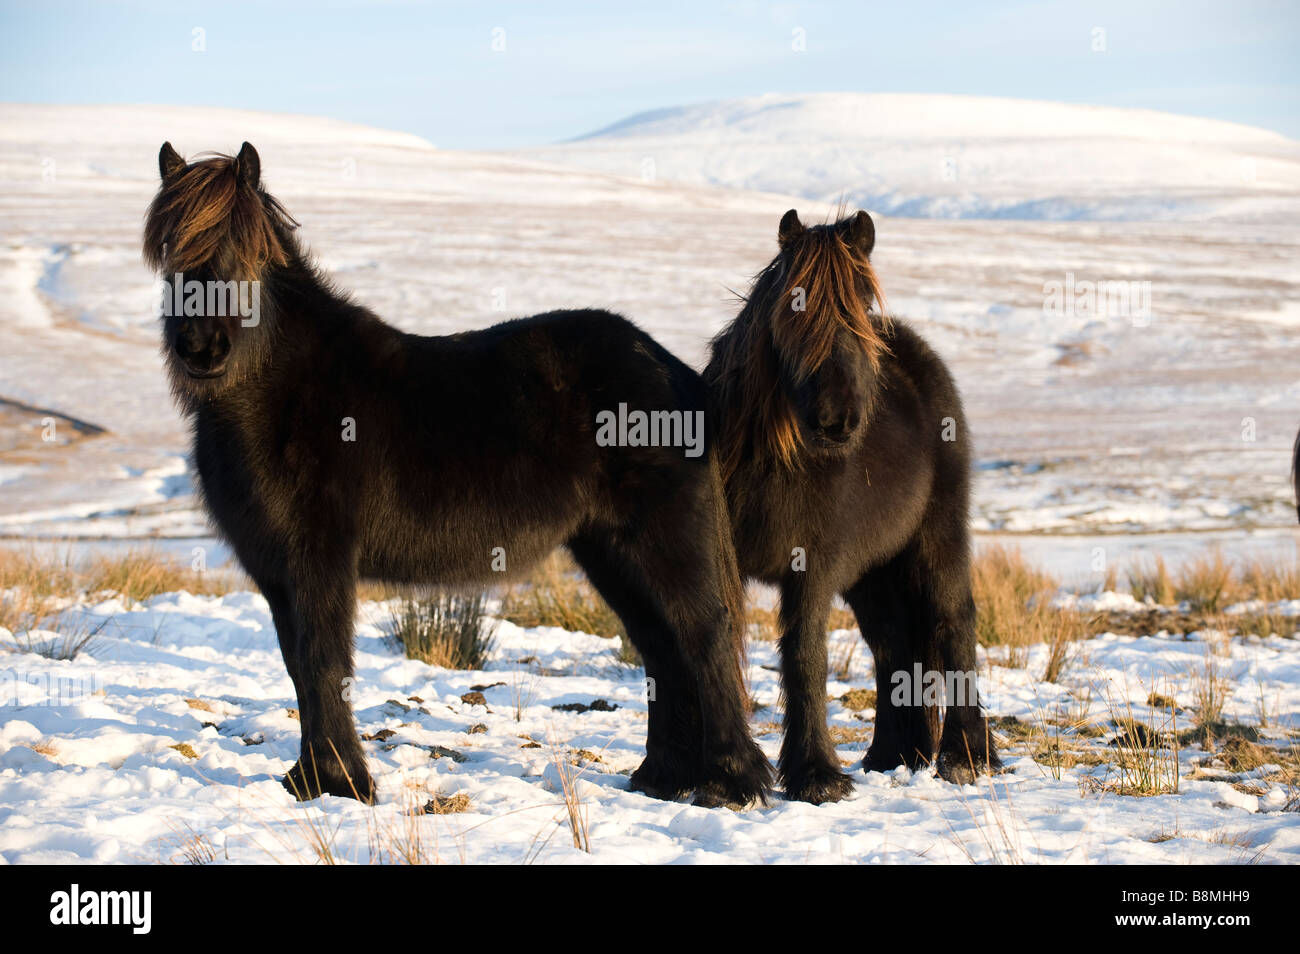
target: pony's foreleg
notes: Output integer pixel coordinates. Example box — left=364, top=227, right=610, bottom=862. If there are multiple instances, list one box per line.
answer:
left=777, top=577, right=854, bottom=804
left=280, top=568, right=374, bottom=802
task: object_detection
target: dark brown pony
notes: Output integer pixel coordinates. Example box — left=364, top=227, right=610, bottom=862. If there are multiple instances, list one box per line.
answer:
left=1293, top=429, right=1300, bottom=522
left=705, top=209, right=1000, bottom=803
left=144, top=142, right=772, bottom=805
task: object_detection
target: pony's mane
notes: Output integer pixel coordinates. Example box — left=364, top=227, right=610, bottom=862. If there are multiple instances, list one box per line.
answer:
left=143, top=153, right=299, bottom=278
left=710, top=216, right=890, bottom=478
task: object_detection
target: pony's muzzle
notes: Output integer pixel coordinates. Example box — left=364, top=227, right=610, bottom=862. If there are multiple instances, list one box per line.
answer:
left=174, top=320, right=231, bottom=378
left=811, top=406, right=861, bottom=447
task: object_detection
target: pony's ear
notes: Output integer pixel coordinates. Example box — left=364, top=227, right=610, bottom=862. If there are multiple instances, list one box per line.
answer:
left=234, top=141, right=261, bottom=189
left=778, top=209, right=804, bottom=248
left=159, top=142, right=186, bottom=180
left=841, top=210, right=875, bottom=257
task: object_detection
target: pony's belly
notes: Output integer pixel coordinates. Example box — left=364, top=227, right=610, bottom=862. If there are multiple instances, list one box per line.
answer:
left=357, top=509, right=573, bottom=588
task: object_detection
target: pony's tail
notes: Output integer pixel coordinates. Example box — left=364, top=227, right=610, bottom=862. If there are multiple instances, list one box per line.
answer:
left=707, top=443, right=749, bottom=698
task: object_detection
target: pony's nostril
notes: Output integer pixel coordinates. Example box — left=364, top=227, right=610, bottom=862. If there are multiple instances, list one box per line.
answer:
left=210, top=330, right=231, bottom=362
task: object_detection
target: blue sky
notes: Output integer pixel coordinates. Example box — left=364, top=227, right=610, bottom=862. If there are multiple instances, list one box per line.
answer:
left=1, top=0, right=1296, bottom=148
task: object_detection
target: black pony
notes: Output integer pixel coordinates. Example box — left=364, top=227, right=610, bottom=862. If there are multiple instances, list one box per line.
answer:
left=1293, top=429, right=1300, bottom=522
left=143, top=141, right=771, bottom=805
left=705, top=208, right=1000, bottom=803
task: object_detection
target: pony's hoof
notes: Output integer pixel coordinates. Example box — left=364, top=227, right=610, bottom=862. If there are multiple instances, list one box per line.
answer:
left=783, top=766, right=855, bottom=805
left=705, top=743, right=775, bottom=807
left=629, top=758, right=693, bottom=802
left=862, top=749, right=902, bottom=774
left=692, top=781, right=763, bottom=811
left=282, top=759, right=375, bottom=803
left=695, top=757, right=773, bottom=809
left=935, top=747, right=1001, bottom=786
left=863, top=742, right=932, bottom=775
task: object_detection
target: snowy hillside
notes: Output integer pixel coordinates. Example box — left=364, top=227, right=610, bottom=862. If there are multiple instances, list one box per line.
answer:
left=527, top=93, right=1300, bottom=222
left=0, top=103, right=1298, bottom=552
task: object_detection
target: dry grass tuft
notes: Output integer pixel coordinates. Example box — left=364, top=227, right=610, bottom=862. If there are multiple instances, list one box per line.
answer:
left=838, top=688, right=876, bottom=711
left=84, top=548, right=241, bottom=602
left=0, top=545, right=241, bottom=638
left=387, top=591, right=497, bottom=670
left=1172, top=551, right=1235, bottom=612
left=501, top=553, right=640, bottom=666
left=1189, top=652, right=1232, bottom=727
left=972, top=546, right=1090, bottom=662
left=1128, top=556, right=1176, bottom=606
left=158, top=822, right=223, bottom=865
left=502, top=552, right=622, bottom=639
left=1127, top=551, right=1300, bottom=613
left=546, top=736, right=590, bottom=854
left=1103, top=690, right=1180, bottom=797
left=421, top=792, right=472, bottom=815
left=1217, top=737, right=1274, bottom=773
left=1237, top=558, right=1300, bottom=604
left=11, top=614, right=108, bottom=660
left=745, top=605, right=780, bottom=641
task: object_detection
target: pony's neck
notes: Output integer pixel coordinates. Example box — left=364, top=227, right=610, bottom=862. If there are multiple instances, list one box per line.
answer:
left=258, top=241, right=364, bottom=335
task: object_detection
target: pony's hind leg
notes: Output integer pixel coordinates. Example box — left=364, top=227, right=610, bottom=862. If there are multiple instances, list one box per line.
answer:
left=844, top=555, right=941, bottom=774
left=776, top=576, right=855, bottom=804
left=569, top=529, right=771, bottom=807
left=569, top=535, right=695, bottom=799
left=917, top=539, right=1002, bottom=784
left=259, top=581, right=305, bottom=704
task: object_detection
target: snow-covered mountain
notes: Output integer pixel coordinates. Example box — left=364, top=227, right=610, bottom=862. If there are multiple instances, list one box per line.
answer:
left=526, top=93, right=1300, bottom=222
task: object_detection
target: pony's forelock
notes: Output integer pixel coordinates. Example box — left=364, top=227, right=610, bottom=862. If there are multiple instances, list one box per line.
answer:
left=710, top=213, right=890, bottom=477
left=772, top=222, right=890, bottom=380
left=143, top=152, right=298, bottom=279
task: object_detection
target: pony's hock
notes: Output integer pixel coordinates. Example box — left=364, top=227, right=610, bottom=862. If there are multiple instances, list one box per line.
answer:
left=143, top=140, right=772, bottom=805
left=705, top=209, right=1001, bottom=804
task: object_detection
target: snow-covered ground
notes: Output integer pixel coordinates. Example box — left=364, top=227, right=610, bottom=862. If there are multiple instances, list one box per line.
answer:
left=2, top=590, right=1297, bottom=864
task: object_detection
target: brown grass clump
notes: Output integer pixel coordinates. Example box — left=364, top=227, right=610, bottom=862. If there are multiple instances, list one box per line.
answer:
left=838, top=688, right=876, bottom=711
left=1128, top=556, right=1176, bottom=606
left=1171, top=551, right=1235, bottom=613
left=0, top=546, right=241, bottom=638
left=1103, top=691, right=1181, bottom=797
left=1127, top=550, right=1300, bottom=611
left=1189, top=653, right=1232, bottom=727
left=972, top=546, right=1088, bottom=664
left=387, top=591, right=497, bottom=670
left=421, top=792, right=471, bottom=815
left=502, top=552, right=622, bottom=640
left=84, top=549, right=241, bottom=602
left=1217, top=737, right=1274, bottom=773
